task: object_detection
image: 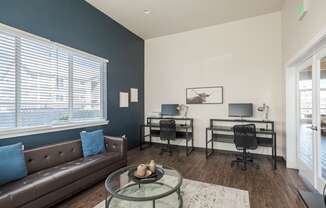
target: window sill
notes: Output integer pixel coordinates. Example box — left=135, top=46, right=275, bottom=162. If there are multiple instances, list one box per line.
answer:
left=0, top=120, right=109, bottom=140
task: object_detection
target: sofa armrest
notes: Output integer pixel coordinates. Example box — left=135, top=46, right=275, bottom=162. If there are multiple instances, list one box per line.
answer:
left=104, top=135, right=127, bottom=159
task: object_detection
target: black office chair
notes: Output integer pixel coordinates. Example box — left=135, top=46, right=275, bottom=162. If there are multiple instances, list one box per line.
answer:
left=231, top=124, right=259, bottom=170
left=159, top=119, right=177, bottom=156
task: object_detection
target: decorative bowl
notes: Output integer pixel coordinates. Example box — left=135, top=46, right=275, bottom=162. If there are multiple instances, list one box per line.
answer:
left=128, top=166, right=165, bottom=184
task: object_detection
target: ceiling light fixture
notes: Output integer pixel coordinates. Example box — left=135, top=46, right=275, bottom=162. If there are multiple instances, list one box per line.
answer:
left=144, top=10, right=151, bottom=15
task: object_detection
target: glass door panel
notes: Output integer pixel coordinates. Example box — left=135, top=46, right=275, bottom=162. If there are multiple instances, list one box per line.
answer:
left=298, top=64, right=314, bottom=167
left=319, top=56, right=326, bottom=182
left=297, top=59, right=316, bottom=186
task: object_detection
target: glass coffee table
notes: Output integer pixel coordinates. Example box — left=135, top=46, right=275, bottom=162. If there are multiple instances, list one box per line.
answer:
left=105, top=165, right=183, bottom=208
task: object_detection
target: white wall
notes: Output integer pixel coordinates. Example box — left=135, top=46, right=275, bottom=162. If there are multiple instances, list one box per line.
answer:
left=282, top=0, right=326, bottom=62
left=145, top=12, right=283, bottom=156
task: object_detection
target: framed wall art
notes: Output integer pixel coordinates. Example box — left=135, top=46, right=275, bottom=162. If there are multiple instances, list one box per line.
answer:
left=186, top=86, right=223, bottom=104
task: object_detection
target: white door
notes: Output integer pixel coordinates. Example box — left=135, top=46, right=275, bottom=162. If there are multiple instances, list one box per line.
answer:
left=297, top=57, right=317, bottom=186
left=316, top=47, right=326, bottom=192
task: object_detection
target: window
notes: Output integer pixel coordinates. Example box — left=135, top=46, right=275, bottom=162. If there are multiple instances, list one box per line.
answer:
left=0, top=24, right=107, bottom=136
left=299, top=73, right=326, bottom=120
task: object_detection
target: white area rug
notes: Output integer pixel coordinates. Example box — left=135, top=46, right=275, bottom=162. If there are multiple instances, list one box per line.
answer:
left=94, top=178, right=250, bottom=208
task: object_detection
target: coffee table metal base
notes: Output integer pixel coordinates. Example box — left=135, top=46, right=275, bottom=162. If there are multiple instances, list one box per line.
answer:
left=105, top=183, right=183, bottom=208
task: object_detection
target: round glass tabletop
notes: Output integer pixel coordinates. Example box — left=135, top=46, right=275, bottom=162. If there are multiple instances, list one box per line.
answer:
left=105, top=164, right=183, bottom=207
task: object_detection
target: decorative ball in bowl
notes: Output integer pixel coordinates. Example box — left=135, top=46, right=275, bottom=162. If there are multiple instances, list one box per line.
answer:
left=129, top=160, right=164, bottom=183
left=134, top=160, right=156, bottom=177
left=134, top=164, right=150, bottom=178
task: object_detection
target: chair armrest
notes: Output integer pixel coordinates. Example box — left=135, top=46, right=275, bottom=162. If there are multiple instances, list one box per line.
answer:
left=104, top=135, right=127, bottom=159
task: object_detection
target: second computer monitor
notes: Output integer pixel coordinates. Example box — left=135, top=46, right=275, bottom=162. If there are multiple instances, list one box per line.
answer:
left=161, top=104, right=179, bottom=116
left=228, top=103, right=253, bottom=118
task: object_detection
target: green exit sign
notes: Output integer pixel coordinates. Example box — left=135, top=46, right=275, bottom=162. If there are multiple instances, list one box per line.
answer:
left=298, top=0, right=309, bottom=20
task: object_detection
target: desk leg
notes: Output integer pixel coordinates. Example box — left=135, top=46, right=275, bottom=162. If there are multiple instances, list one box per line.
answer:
left=211, top=129, right=214, bottom=153
left=149, top=126, right=152, bottom=146
left=273, top=133, right=277, bottom=170
left=186, top=128, right=189, bottom=156
left=206, top=128, right=214, bottom=159
left=206, top=128, right=208, bottom=158
left=191, top=126, right=194, bottom=152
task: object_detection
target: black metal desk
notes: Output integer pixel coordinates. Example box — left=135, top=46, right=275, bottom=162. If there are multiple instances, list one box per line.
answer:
left=139, top=117, right=194, bottom=156
left=205, top=118, right=277, bottom=169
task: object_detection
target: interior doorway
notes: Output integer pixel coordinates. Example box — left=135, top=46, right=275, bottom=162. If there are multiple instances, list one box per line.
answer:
left=292, top=46, right=326, bottom=192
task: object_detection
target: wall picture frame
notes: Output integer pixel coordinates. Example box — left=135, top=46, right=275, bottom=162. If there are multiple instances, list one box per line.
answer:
left=186, top=86, right=223, bottom=104
left=119, top=92, right=129, bottom=107
left=130, top=88, right=138, bottom=102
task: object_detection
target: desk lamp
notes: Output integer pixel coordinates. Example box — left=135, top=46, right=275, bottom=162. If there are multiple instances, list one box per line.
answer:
left=257, top=103, right=270, bottom=129
left=177, top=104, right=189, bottom=118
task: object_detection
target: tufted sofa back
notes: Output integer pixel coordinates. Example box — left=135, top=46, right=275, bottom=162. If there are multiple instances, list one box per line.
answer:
left=24, top=139, right=83, bottom=174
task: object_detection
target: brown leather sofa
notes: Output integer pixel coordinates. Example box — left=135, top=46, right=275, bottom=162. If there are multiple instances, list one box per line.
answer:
left=0, top=136, right=127, bottom=208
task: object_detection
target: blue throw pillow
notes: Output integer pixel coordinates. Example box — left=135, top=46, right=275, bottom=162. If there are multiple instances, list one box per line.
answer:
left=80, top=129, right=106, bottom=157
left=0, top=143, right=28, bottom=185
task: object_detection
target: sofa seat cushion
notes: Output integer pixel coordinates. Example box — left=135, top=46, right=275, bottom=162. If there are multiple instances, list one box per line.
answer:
left=0, top=152, right=121, bottom=207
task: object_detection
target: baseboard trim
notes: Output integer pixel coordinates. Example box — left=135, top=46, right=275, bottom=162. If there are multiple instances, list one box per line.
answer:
left=133, top=142, right=285, bottom=161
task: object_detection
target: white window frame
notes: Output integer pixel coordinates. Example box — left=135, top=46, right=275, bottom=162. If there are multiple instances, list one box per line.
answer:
left=0, top=23, right=109, bottom=139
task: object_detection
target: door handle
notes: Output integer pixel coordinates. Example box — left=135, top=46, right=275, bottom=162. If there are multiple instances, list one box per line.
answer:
left=306, top=125, right=318, bottom=131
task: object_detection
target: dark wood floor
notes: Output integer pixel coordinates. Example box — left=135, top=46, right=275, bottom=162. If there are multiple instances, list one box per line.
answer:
left=55, top=146, right=310, bottom=208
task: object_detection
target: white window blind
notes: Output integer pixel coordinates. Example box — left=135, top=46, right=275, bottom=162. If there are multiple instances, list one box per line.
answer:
left=0, top=26, right=107, bottom=132
left=20, top=38, right=70, bottom=127
left=0, top=33, right=16, bottom=128
left=72, top=55, right=102, bottom=121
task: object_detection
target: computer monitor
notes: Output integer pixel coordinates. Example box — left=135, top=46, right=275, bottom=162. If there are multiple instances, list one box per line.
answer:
left=228, top=103, right=253, bottom=118
left=161, top=104, right=179, bottom=116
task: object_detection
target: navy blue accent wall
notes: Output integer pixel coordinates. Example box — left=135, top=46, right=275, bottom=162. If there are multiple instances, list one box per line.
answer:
left=0, top=0, right=144, bottom=149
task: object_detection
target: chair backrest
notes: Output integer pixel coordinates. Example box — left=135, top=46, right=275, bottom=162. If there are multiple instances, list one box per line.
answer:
left=159, top=119, right=176, bottom=140
left=233, top=124, right=258, bottom=150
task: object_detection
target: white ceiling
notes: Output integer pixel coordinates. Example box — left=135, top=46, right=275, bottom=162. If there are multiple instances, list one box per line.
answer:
left=86, top=0, right=284, bottom=39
